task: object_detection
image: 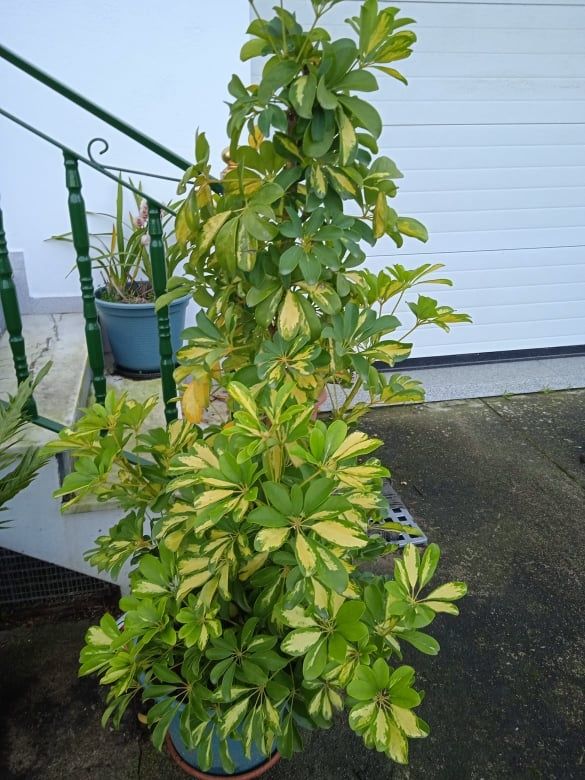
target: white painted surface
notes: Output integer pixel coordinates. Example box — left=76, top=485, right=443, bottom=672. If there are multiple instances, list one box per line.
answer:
left=0, top=0, right=248, bottom=297
left=256, top=0, right=585, bottom=357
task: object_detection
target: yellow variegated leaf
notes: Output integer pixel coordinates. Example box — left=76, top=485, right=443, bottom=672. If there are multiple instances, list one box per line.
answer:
left=422, top=600, right=460, bottom=615
left=178, top=557, right=209, bottom=575
left=281, top=605, right=317, bottom=628
left=193, top=489, right=235, bottom=511
left=308, top=689, right=324, bottom=718
left=403, top=544, right=419, bottom=590
left=220, top=696, right=251, bottom=738
left=386, top=722, right=409, bottom=764
left=337, top=109, right=357, bottom=166
left=311, top=521, right=368, bottom=548
left=165, top=529, right=187, bottom=552
left=236, top=222, right=257, bottom=271
left=254, top=526, right=291, bottom=553
left=331, top=431, right=382, bottom=461
left=86, top=626, right=113, bottom=646
left=290, top=74, right=317, bottom=119
left=278, top=290, right=302, bottom=340
left=329, top=689, right=343, bottom=712
left=177, top=569, right=213, bottom=600
left=375, top=708, right=389, bottom=744
left=367, top=14, right=394, bottom=54
left=310, top=164, right=327, bottom=198
left=239, top=552, right=268, bottom=581
left=227, top=382, right=258, bottom=419
left=196, top=211, right=231, bottom=258
left=281, top=628, right=323, bottom=656
left=326, top=167, right=358, bottom=197
left=390, top=705, right=428, bottom=738
left=248, top=126, right=264, bottom=149
left=374, top=191, right=388, bottom=239
left=349, top=701, right=376, bottom=730
left=295, top=534, right=317, bottom=576
left=425, top=582, right=467, bottom=601
left=199, top=577, right=218, bottom=607
left=134, top=581, right=167, bottom=595
left=312, top=579, right=328, bottom=610
left=178, top=443, right=219, bottom=471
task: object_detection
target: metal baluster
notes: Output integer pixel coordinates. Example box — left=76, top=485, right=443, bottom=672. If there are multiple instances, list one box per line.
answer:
left=63, top=153, right=106, bottom=405
left=0, top=203, right=37, bottom=417
left=147, top=201, right=177, bottom=424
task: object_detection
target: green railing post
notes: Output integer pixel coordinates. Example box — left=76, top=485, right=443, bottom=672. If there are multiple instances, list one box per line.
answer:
left=63, top=153, right=107, bottom=405
left=148, top=202, right=177, bottom=424
left=0, top=204, right=37, bottom=417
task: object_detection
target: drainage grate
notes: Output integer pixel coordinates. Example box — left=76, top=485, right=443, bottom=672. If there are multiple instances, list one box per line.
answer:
left=371, top=480, right=428, bottom=548
left=0, top=547, right=118, bottom=607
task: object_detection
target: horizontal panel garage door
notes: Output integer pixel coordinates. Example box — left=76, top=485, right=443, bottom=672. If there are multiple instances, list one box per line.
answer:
left=253, top=0, right=585, bottom=358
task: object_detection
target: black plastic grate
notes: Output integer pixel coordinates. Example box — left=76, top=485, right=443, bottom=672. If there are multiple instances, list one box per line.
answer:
left=0, top=547, right=117, bottom=607
left=372, top=480, right=428, bottom=548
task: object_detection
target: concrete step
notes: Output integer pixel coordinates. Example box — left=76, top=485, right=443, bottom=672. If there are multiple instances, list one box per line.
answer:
left=0, top=312, right=89, bottom=447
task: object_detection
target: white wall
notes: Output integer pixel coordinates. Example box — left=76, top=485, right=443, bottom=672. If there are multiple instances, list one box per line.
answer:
left=0, top=0, right=249, bottom=297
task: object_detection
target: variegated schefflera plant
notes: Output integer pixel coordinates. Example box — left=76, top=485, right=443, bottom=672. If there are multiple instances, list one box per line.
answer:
left=49, top=0, right=468, bottom=771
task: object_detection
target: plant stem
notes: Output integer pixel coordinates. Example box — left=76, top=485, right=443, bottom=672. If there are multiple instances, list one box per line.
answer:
left=338, top=377, right=363, bottom=418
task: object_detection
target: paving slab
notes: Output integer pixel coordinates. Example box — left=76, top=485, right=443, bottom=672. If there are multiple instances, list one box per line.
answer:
left=484, top=389, right=585, bottom=489
left=1, top=391, right=584, bottom=779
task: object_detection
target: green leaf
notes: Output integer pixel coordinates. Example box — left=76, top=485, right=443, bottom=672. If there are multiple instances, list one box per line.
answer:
left=338, top=95, right=382, bottom=138
left=303, top=636, right=327, bottom=679
left=240, top=38, right=268, bottom=62
left=316, top=77, right=339, bottom=110
left=397, top=217, right=428, bottom=242
left=336, top=70, right=378, bottom=92
left=279, top=245, right=305, bottom=275
left=337, top=109, right=358, bottom=166
left=281, top=627, right=323, bottom=656
left=418, top=543, right=440, bottom=589
left=399, top=630, right=440, bottom=656
left=425, top=582, right=467, bottom=602
left=290, top=74, right=318, bottom=119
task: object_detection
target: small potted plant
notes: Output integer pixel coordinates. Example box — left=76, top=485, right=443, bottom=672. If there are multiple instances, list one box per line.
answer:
left=50, top=1, right=470, bottom=776
left=52, top=180, right=189, bottom=376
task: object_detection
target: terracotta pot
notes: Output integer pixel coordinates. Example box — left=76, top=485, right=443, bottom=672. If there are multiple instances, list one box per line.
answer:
left=166, top=734, right=281, bottom=779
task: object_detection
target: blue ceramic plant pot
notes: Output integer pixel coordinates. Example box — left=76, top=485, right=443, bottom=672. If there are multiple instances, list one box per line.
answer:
left=166, top=714, right=280, bottom=778
left=95, top=291, right=190, bottom=375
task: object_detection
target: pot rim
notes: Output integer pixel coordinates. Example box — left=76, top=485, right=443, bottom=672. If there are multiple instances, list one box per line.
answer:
left=94, top=288, right=190, bottom=310
left=165, top=733, right=281, bottom=780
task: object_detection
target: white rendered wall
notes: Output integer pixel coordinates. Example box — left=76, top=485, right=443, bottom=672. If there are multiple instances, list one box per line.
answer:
left=0, top=0, right=249, bottom=298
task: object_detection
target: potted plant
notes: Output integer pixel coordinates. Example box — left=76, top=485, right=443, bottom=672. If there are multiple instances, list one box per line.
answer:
left=52, top=180, right=189, bottom=376
left=49, top=0, right=470, bottom=776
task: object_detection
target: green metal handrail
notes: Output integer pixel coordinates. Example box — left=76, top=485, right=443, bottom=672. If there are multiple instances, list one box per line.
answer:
left=0, top=44, right=192, bottom=173
left=0, top=108, right=183, bottom=427
left=0, top=40, right=230, bottom=431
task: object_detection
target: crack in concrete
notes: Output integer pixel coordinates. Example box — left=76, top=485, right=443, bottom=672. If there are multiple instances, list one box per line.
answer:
left=479, top=396, right=585, bottom=495
left=29, top=314, right=61, bottom=372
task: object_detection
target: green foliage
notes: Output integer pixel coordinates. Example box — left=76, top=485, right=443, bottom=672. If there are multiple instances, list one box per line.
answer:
left=55, top=1, right=469, bottom=772
left=166, top=0, right=470, bottom=413
left=0, top=364, right=51, bottom=522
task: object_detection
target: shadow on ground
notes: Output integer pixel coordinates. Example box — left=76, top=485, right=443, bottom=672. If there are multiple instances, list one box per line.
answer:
left=1, top=390, right=584, bottom=779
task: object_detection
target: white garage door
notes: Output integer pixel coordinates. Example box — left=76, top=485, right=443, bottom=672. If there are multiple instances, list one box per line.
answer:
left=254, top=0, right=585, bottom=358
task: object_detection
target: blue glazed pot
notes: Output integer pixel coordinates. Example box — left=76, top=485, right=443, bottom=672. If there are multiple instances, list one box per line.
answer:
left=95, top=291, right=190, bottom=374
left=167, top=713, right=280, bottom=778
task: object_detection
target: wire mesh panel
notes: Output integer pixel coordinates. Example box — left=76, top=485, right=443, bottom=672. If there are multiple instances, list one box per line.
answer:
left=0, top=547, right=117, bottom=607
left=375, top=480, right=428, bottom=548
